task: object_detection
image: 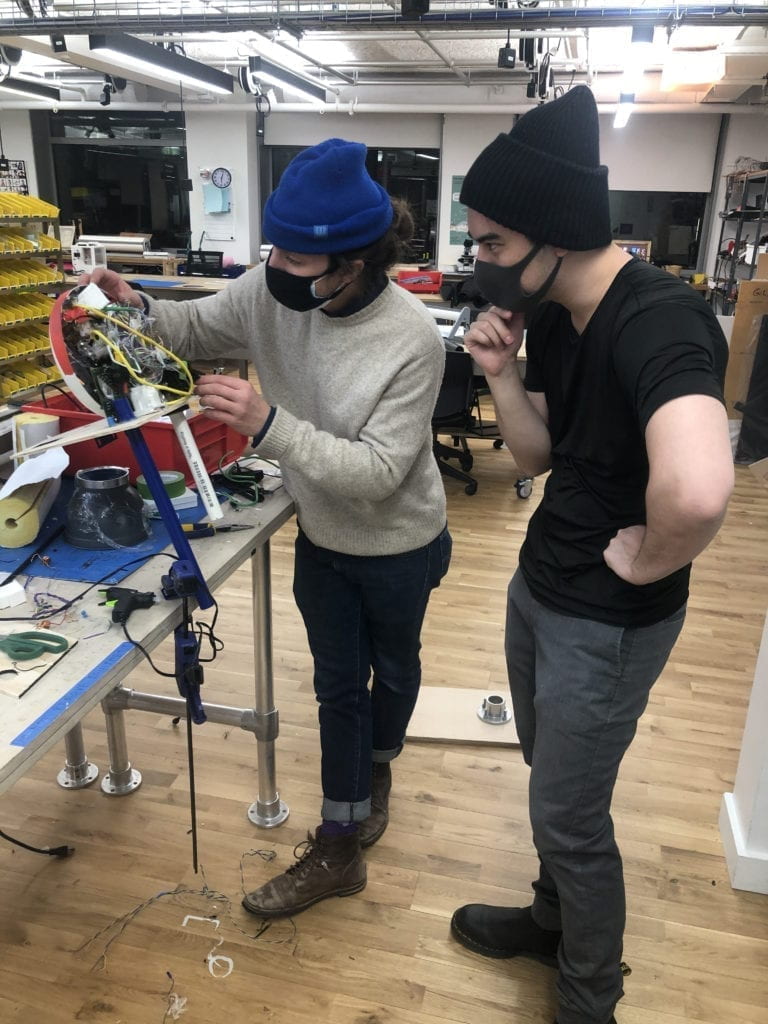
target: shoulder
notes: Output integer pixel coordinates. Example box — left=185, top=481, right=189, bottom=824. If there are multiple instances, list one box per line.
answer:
left=387, top=282, right=443, bottom=323
left=611, top=260, right=710, bottom=322
left=379, top=284, right=446, bottom=352
left=617, top=285, right=726, bottom=353
left=232, top=262, right=267, bottom=298
left=610, top=263, right=725, bottom=349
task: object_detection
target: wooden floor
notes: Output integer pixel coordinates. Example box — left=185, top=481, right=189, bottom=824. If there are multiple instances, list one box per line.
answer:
left=1, top=443, right=767, bottom=1024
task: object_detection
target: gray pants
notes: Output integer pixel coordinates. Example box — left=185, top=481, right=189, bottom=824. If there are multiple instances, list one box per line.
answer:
left=505, top=569, right=686, bottom=1024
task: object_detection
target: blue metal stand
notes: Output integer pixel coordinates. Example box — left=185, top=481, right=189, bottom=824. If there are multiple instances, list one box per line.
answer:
left=113, top=397, right=214, bottom=872
left=112, top=398, right=213, bottom=610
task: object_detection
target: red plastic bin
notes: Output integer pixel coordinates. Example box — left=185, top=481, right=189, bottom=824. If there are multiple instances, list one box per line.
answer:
left=396, top=269, right=443, bottom=294
left=21, top=394, right=247, bottom=485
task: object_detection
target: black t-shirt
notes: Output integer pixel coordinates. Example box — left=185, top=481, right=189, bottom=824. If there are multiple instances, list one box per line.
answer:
left=520, top=259, right=728, bottom=627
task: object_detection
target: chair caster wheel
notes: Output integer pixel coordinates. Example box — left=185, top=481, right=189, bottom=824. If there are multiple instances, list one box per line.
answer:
left=465, top=481, right=478, bottom=495
left=516, top=478, right=533, bottom=499
left=493, top=439, right=504, bottom=449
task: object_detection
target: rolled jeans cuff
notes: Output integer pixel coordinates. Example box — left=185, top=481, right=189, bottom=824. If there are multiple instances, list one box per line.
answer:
left=372, top=745, right=401, bottom=763
left=321, top=796, right=371, bottom=823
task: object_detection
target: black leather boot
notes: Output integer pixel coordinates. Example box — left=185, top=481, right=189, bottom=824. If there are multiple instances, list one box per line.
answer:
left=554, top=1019, right=616, bottom=1023
left=450, top=904, right=561, bottom=965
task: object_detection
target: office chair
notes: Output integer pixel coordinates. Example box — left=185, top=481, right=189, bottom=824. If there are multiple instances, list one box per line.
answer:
left=432, top=349, right=479, bottom=495
left=429, top=307, right=534, bottom=499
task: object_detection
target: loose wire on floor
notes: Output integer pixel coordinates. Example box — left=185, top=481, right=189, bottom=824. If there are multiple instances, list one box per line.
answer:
left=0, top=826, right=74, bottom=858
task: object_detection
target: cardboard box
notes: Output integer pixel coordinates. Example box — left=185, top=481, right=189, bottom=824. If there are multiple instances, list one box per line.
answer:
left=758, top=253, right=768, bottom=277
left=723, top=277, right=768, bottom=419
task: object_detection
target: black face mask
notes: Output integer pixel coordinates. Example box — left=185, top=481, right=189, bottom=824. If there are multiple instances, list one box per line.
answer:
left=471, top=242, right=562, bottom=314
left=265, top=253, right=348, bottom=312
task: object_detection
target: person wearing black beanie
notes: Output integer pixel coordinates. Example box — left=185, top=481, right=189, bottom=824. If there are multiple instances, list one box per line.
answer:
left=449, top=87, right=734, bottom=1024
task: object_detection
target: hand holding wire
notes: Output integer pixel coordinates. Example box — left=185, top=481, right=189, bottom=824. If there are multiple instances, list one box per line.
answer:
left=195, top=374, right=272, bottom=437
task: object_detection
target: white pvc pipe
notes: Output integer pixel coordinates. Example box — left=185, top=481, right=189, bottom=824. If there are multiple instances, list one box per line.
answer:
left=168, top=409, right=224, bottom=522
left=0, top=99, right=761, bottom=114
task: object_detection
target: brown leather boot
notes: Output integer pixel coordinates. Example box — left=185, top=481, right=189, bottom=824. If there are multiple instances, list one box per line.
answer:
left=359, top=762, right=392, bottom=849
left=242, top=827, right=366, bottom=918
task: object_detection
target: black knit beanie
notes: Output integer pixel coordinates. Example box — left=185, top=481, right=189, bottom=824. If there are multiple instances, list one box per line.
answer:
left=460, top=86, right=612, bottom=251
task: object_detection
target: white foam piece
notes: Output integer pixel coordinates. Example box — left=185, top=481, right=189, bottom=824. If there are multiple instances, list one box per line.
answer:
left=76, top=282, right=110, bottom=310
left=0, top=580, right=27, bottom=608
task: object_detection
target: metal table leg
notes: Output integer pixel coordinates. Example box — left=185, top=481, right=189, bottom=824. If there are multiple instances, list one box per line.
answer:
left=56, top=722, right=99, bottom=789
left=100, top=697, right=142, bottom=796
left=247, top=539, right=289, bottom=828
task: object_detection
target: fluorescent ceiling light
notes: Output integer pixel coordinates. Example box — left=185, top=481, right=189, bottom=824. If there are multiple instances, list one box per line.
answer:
left=89, top=34, right=234, bottom=95
left=0, top=76, right=60, bottom=102
left=613, top=93, right=634, bottom=129
left=415, top=152, right=439, bottom=161
left=248, top=55, right=326, bottom=104
left=619, top=24, right=655, bottom=96
left=661, top=48, right=726, bottom=91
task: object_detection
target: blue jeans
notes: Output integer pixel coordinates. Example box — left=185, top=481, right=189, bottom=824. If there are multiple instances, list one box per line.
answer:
left=293, top=525, right=452, bottom=822
left=505, top=569, right=686, bottom=1024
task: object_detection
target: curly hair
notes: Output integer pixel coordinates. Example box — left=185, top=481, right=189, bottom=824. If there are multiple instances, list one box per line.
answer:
left=332, top=198, right=415, bottom=291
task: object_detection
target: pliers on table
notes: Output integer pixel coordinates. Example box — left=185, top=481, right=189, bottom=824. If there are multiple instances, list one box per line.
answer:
left=181, top=522, right=255, bottom=540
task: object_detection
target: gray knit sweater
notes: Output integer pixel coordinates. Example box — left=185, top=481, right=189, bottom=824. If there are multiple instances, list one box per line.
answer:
left=147, top=265, right=447, bottom=555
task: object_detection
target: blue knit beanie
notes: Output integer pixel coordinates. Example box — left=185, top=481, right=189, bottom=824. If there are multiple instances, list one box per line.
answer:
left=262, top=138, right=394, bottom=254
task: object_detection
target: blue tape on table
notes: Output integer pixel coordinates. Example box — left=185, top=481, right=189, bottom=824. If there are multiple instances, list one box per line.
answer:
left=0, top=480, right=206, bottom=585
left=11, top=642, right=134, bottom=746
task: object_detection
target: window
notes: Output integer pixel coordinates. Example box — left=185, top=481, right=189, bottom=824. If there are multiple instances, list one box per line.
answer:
left=609, top=190, right=708, bottom=267
left=49, top=111, right=191, bottom=251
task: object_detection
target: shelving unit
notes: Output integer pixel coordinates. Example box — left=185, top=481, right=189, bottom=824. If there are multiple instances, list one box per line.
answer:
left=714, top=169, right=768, bottom=314
left=0, top=193, right=64, bottom=401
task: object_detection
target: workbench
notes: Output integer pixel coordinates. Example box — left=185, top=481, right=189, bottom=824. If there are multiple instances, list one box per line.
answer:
left=0, top=489, right=295, bottom=832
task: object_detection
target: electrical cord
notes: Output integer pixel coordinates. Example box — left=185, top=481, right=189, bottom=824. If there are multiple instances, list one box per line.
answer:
left=37, top=380, right=82, bottom=409
left=554, top=68, right=575, bottom=98
left=121, top=595, right=223, bottom=679
left=0, top=826, right=74, bottom=857
left=0, top=551, right=176, bottom=623
left=211, top=452, right=265, bottom=508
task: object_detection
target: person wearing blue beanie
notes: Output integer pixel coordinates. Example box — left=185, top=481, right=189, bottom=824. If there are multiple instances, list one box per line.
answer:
left=448, top=87, right=733, bottom=1024
left=262, top=138, right=394, bottom=254
left=81, top=137, right=451, bottom=920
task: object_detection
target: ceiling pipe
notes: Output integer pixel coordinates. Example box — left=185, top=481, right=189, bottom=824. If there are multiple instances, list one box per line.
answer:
left=294, top=30, right=588, bottom=42
left=1, top=6, right=767, bottom=35
left=273, top=101, right=768, bottom=115
left=414, top=28, right=470, bottom=86
left=0, top=100, right=762, bottom=115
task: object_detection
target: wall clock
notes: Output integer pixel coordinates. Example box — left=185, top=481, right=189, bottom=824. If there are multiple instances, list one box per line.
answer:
left=210, top=166, right=232, bottom=189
